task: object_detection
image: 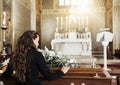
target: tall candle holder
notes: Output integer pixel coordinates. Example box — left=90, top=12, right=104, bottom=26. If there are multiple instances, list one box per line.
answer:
left=1, top=12, right=8, bottom=62
left=1, top=47, right=7, bottom=62
left=1, top=12, right=8, bottom=47
left=1, top=27, right=7, bottom=47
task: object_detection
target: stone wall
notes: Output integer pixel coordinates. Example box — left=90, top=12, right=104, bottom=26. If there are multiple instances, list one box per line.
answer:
left=11, top=0, right=31, bottom=50
left=0, top=0, right=2, bottom=52
left=0, top=0, right=31, bottom=51
left=113, top=5, right=120, bottom=53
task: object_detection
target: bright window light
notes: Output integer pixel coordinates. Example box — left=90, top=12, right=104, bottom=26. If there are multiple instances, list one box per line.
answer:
left=59, top=0, right=64, bottom=6
left=65, top=0, right=70, bottom=6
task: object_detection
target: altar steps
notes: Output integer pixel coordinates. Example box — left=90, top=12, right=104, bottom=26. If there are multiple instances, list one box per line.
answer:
left=92, top=51, right=103, bottom=59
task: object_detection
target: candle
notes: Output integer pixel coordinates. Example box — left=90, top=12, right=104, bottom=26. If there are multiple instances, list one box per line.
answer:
left=86, top=16, right=88, bottom=28
left=82, top=16, right=84, bottom=28
left=56, top=27, right=58, bottom=33
left=56, top=17, right=59, bottom=32
left=60, top=17, right=63, bottom=33
left=2, top=12, right=7, bottom=27
left=66, top=16, right=68, bottom=32
left=61, top=17, right=63, bottom=26
left=69, top=16, right=71, bottom=32
left=56, top=17, right=59, bottom=26
left=78, top=16, right=80, bottom=31
left=74, top=17, right=76, bottom=32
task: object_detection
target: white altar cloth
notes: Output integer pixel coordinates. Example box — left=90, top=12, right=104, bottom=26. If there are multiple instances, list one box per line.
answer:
left=51, top=39, right=92, bottom=56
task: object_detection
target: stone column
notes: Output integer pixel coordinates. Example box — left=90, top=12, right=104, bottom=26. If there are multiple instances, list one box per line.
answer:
left=105, top=0, right=113, bottom=59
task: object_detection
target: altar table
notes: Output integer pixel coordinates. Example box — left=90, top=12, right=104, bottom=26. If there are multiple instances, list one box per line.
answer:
left=51, top=39, right=92, bottom=56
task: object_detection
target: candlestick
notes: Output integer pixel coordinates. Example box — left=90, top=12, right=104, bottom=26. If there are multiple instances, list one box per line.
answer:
left=3, top=31, right=6, bottom=42
left=1, top=12, right=8, bottom=28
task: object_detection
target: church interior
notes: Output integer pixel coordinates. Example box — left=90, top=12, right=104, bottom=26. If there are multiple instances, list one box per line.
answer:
left=0, top=0, right=120, bottom=85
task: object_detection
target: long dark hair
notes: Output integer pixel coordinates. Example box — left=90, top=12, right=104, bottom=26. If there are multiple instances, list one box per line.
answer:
left=10, top=30, right=39, bottom=82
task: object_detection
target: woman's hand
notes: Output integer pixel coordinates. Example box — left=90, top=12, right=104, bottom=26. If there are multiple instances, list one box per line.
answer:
left=1, top=65, right=8, bottom=73
left=61, top=66, right=70, bottom=74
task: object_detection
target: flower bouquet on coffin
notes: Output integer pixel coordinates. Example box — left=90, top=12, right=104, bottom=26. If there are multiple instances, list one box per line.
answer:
left=38, top=46, right=65, bottom=67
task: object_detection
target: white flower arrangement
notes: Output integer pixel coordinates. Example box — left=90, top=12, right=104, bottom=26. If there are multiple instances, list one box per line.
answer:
left=0, top=58, right=10, bottom=69
left=38, top=46, right=65, bottom=67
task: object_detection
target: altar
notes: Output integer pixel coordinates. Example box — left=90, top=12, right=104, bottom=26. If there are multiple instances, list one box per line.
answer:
left=51, top=32, right=92, bottom=57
